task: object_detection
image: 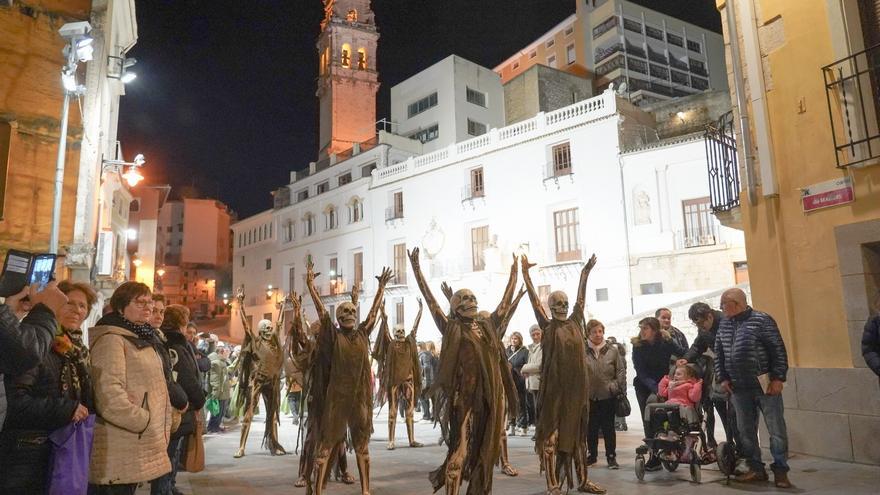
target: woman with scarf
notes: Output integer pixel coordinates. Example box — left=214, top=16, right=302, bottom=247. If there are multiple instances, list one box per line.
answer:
left=1, top=281, right=97, bottom=493
left=88, top=282, right=187, bottom=495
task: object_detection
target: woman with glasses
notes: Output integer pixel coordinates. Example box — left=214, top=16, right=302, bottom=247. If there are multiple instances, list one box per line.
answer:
left=87, top=282, right=187, bottom=495
left=1, top=281, right=97, bottom=493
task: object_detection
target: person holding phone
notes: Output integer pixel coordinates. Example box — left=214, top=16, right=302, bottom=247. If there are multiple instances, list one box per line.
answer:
left=0, top=281, right=69, bottom=432
left=1, top=281, right=96, bottom=493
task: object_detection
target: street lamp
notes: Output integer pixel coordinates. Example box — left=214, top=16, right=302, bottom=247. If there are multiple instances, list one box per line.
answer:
left=156, top=266, right=166, bottom=277
left=266, top=285, right=274, bottom=299
left=131, top=253, right=142, bottom=267
left=49, top=21, right=93, bottom=254
left=102, top=153, right=146, bottom=187
left=222, top=293, right=230, bottom=306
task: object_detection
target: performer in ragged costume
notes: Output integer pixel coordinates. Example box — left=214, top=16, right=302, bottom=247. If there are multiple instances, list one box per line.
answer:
left=521, top=254, right=605, bottom=494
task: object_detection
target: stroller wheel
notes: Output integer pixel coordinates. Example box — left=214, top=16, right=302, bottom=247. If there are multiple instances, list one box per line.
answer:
left=662, top=459, right=679, bottom=472
left=716, top=441, right=737, bottom=476
left=690, top=460, right=701, bottom=483
left=634, top=456, right=646, bottom=481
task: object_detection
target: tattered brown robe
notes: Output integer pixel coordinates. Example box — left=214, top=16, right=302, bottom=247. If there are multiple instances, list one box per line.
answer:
left=430, top=316, right=517, bottom=494
left=315, top=313, right=374, bottom=447
left=534, top=312, right=590, bottom=483
left=373, top=324, right=422, bottom=406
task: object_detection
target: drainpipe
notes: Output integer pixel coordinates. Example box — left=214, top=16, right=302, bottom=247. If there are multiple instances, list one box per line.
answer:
left=617, top=143, right=636, bottom=316
left=724, top=0, right=758, bottom=206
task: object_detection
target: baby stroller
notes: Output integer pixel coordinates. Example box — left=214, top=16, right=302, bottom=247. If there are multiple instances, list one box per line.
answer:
left=634, top=362, right=713, bottom=483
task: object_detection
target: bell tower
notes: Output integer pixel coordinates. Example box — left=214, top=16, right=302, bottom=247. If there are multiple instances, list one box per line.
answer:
left=317, top=0, right=380, bottom=158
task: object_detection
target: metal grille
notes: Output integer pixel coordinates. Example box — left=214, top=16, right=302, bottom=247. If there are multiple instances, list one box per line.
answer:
left=704, top=111, right=741, bottom=211
left=822, top=43, right=880, bottom=168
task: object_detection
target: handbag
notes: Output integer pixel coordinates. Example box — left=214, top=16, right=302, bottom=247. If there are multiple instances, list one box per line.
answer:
left=614, top=393, right=632, bottom=418
left=205, top=397, right=220, bottom=416
left=183, top=411, right=205, bottom=473
left=47, top=414, right=96, bottom=495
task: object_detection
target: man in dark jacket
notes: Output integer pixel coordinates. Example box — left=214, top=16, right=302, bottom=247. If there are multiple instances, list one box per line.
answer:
left=679, top=302, right=736, bottom=447
left=0, top=282, right=67, bottom=432
left=715, top=288, right=791, bottom=488
left=862, top=292, right=880, bottom=387
left=655, top=307, right=688, bottom=353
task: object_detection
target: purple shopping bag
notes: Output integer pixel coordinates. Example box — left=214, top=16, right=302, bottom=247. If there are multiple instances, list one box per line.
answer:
left=47, top=414, right=96, bottom=495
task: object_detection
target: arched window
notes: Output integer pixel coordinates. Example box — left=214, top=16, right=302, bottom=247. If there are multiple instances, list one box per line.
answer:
left=346, top=9, right=358, bottom=22
left=357, top=48, right=367, bottom=70
left=320, top=47, right=329, bottom=75
left=341, top=43, right=351, bottom=68
left=349, top=197, right=363, bottom=223
left=324, top=205, right=338, bottom=230
left=304, top=213, right=315, bottom=237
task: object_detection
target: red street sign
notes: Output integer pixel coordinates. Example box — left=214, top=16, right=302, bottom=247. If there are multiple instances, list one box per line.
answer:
left=801, top=176, right=854, bottom=212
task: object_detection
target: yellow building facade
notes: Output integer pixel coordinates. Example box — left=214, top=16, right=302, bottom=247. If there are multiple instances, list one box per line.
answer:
left=716, top=0, right=879, bottom=464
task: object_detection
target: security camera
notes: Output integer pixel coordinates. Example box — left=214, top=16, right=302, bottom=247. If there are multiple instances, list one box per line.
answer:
left=58, top=21, right=92, bottom=39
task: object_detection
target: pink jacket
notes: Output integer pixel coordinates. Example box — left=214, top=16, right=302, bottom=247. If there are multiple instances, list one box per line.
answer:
left=658, top=376, right=703, bottom=408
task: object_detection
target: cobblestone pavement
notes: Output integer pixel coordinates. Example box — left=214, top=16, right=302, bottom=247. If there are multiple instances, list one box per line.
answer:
left=159, top=409, right=879, bottom=495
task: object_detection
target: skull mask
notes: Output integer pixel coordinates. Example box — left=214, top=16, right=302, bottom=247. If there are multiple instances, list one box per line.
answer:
left=336, top=302, right=357, bottom=330
left=393, top=325, right=406, bottom=340
left=548, top=291, right=569, bottom=321
left=450, top=289, right=479, bottom=319
left=257, top=319, right=273, bottom=340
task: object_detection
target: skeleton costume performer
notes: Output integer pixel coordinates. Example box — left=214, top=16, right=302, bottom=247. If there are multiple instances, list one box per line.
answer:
left=372, top=299, right=425, bottom=450
left=291, top=290, right=358, bottom=490
left=521, top=254, right=605, bottom=495
left=233, top=288, right=288, bottom=458
left=305, top=263, right=392, bottom=495
left=409, top=248, right=520, bottom=495
left=442, top=282, right=527, bottom=478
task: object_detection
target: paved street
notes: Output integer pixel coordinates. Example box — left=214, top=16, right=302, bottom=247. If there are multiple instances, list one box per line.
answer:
left=162, top=409, right=880, bottom=495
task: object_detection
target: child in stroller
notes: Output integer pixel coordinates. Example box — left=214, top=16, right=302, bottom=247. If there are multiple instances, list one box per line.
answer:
left=635, top=363, right=711, bottom=483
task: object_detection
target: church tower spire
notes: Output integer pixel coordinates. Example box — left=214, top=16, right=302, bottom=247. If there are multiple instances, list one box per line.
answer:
left=317, top=0, right=379, bottom=158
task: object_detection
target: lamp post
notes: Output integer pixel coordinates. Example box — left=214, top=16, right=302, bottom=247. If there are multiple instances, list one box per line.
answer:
left=50, top=21, right=93, bottom=254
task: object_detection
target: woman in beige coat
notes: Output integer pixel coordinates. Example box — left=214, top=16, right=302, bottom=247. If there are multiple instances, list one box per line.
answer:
left=88, top=282, right=180, bottom=494
left=585, top=319, right=626, bottom=469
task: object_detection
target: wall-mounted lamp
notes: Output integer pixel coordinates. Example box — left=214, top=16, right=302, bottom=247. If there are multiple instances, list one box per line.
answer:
left=102, top=152, right=146, bottom=187
left=107, top=55, right=137, bottom=83
left=132, top=253, right=142, bottom=267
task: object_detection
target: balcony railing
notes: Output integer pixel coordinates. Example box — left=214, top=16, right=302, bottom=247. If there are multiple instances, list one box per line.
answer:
left=385, top=207, right=404, bottom=221
left=544, top=161, right=573, bottom=181
left=461, top=183, right=485, bottom=202
left=704, top=111, right=741, bottom=212
left=822, top=43, right=880, bottom=168
left=673, top=224, right=719, bottom=250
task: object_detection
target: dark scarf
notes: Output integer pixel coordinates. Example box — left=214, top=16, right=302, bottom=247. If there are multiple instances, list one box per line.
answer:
left=97, top=311, right=158, bottom=341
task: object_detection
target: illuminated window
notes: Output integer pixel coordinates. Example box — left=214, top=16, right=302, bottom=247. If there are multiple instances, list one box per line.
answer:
left=357, top=48, right=367, bottom=70
left=553, top=208, right=580, bottom=262
left=341, top=43, right=351, bottom=68
left=471, top=226, right=489, bottom=271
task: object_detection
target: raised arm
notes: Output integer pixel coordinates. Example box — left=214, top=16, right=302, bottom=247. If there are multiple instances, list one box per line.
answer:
left=350, top=280, right=361, bottom=307
left=492, top=254, right=519, bottom=322
left=361, top=267, right=392, bottom=335
left=520, top=255, right=549, bottom=329
left=372, top=300, right=391, bottom=360
left=285, top=294, right=305, bottom=359
left=236, top=287, right=256, bottom=341
left=408, top=248, right=448, bottom=333
left=409, top=298, right=424, bottom=339
left=497, top=286, right=527, bottom=339
left=305, top=261, right=329, bottom=324
left=572, top=253, right=597, bottom=317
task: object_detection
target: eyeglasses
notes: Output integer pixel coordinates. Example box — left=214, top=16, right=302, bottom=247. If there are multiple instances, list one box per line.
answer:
left=131, top=298, right=153, bottom=309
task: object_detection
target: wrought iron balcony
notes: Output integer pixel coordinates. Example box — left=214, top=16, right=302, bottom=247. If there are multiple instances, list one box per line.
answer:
left=461, top=183, right=485, bottom=202
left=385, top=206, right=404, bottom=221
left=704, top=111, right=741, bottom=212
left=822, top=43, right=880, bottom=168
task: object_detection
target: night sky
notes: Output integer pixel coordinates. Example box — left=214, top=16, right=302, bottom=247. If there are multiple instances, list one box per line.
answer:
left=118, top=0, right=721, bottom=219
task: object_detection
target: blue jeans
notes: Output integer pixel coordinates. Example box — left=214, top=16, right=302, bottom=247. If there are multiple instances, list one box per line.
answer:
left=207, top=399, right=229, bottom=432
left=730, top=389, right=789, bottom=473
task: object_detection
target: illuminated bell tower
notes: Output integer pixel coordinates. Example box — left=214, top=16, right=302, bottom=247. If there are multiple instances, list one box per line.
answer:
left=317, top=0, right=379, bottom=158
